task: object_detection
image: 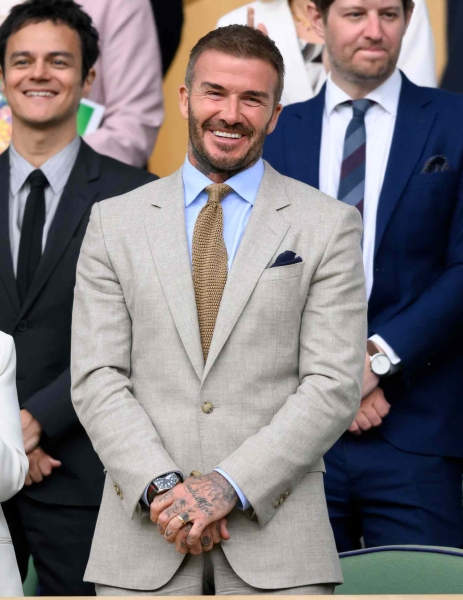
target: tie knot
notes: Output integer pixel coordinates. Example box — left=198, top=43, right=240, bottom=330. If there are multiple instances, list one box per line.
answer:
left=205, top=183, right=233, bottom=205
left=28, top=169, right=48, bottom=190
left=352, top=99, right=373, bottom=118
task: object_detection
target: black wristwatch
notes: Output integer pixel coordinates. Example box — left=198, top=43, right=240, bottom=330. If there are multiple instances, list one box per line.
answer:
left=147, top=472, right=181, bottom=504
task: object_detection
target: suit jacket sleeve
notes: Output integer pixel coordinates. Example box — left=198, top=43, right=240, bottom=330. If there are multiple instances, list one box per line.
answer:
left=71, top=203, right=181, bottom=519
left=372, top=172, right=463, bottom=373
left=83, top=0, right=164, bottom=167
left=20, top=369, right=77, bottom=447
left=397, top=0, right=437, bottom=87
left=0, top=334, right=28, bottom=502
left=218, top=205, right=367, bottom=527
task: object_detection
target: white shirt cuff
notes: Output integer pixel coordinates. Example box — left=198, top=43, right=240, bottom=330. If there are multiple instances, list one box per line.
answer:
left=370, top=334, right=401, bottom=365
left=214, top=468, right=250, bottom=510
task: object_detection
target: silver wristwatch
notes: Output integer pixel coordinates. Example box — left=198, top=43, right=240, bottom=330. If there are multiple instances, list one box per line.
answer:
left=367, top=340, right=391, bottom=377
left=147, top=472, right=181, bottom=503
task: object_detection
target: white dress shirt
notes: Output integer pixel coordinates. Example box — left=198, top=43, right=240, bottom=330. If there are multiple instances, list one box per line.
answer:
left=8, top=137, right=81, bottom=274
left=319, top=70, right=402, bottom=364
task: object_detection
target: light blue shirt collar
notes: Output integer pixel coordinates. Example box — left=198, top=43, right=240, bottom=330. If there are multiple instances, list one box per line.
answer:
left=182, top=155, right=264, bottom=207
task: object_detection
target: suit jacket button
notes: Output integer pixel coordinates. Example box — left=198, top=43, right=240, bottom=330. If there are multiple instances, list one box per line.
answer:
left=279, top=497, right=285, bottom=505
left=202, top=402, right=213, bottom=414
left=17, top=320, right=27, bottom=332
left=190, top=470, right=202, bottom=477
left=284, top=490, right=290, bottom=498
left=273, top=500, right=280, bottom=509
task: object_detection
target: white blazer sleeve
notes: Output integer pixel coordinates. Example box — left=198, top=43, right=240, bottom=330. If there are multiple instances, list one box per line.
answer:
left=398, top=0, right=437, bottom=87
left=0, top=333, right=28, bottom=502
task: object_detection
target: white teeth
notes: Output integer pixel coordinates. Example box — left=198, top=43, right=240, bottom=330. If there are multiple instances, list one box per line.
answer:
left=212, top=130, right=242, bottom=139
left=25, top=91, right=55, bottom=97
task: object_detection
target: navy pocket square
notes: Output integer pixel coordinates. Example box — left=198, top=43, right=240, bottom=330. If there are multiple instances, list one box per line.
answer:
left=270, top=250, right=303, bottom=269
left=421, top=155, right=450, bottom=174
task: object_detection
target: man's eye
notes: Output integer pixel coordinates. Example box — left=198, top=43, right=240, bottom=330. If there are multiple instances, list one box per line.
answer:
left=207, top=91, right=222, bottom=97
left=244, top=97, right=260, bottom=105
left=14, top=60, right=28, bottom=66
left=346, top=12, right=362, bottom=18
left=53, top=60, right=66, bottom=66
left=383, top=12, right=398, bottom=19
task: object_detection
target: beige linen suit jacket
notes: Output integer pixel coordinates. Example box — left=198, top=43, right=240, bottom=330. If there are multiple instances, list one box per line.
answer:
left=71, top=162, right=367, bottom=591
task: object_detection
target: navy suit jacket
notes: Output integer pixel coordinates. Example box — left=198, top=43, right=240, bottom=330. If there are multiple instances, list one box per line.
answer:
left=264, top=74, right=463, bottom=458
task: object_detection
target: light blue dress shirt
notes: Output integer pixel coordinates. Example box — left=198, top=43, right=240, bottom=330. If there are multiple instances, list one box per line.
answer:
left=184, top=156, right=265, bottom=511
left=143, top=156, right=265, bottom=510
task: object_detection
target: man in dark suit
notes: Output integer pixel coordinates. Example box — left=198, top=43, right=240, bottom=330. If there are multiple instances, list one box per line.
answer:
left=0, top=0, right=156, bottom=594
left=264, top=0, right=463, bottom=550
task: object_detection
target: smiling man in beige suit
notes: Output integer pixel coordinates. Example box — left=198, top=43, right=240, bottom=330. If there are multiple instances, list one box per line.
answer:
left=71, top=25, right=367, bottom=596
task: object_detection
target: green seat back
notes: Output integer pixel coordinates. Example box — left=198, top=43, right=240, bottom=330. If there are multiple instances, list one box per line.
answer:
left=23, top=555, right=39, bottom=597
left=336, top=545, right=463, bottom=595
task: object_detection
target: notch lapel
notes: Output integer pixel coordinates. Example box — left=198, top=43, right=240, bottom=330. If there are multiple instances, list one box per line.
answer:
left=375, top=75, right=436, bottom=257
left=202, top=162, right=291, bottom=383
left=144, top=169, right=204, bottom=381
left=0, top=151, right=21, bottom=312
left=19, top=142, right=99, bottom=318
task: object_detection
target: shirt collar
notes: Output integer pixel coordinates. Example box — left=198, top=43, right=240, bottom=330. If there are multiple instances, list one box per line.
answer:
left=182, top=155, right=264, bottom=208
left=325, top=69, right=402, bottom=118
left=9, top=136, right=81, bottom=196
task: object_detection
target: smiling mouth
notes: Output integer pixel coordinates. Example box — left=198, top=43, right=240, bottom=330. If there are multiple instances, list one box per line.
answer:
left=212, top=130, right=243, bottom=139
left=24, top=91, right=57, bottom=97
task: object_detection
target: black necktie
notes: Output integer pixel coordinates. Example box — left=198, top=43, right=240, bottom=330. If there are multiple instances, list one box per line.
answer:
left=16, top=169, right=48, bottom=305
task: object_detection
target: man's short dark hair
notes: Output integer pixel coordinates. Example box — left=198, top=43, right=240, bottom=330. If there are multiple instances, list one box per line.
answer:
left=313, top=0, right=413, bottom=17
left=186, top=25, right=285, bottom=104
left=0, top=0, right=99, bottom=82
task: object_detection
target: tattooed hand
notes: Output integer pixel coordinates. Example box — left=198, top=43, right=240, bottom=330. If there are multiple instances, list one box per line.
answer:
left=150, top=471, right=238, bottom=549
left=173, top=518, right=230, bottom=555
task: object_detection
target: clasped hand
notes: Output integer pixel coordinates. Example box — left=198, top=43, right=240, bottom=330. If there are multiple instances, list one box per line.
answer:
left=150, top=471, right=238, bottom=555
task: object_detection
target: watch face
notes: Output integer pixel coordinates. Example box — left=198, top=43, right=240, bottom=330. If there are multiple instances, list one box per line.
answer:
left=371, top=354, right=391, bottom=376
left=154, top=473, right=179, bottom=491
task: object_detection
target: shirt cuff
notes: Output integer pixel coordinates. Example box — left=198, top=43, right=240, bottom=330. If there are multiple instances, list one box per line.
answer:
left=142, top=472, right=183, bottom=507
left=370, top=334, right=402, bottom=368
left=214, top=468, right=250, bottom=510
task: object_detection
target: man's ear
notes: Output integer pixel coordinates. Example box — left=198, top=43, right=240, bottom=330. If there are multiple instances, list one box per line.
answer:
left=266, top=103, right=283, bottom=136
left=307, top=2, right=326, bottom=42
left=82, top=68, right=96, bottom=98
left=179, top=84, right=189, bottom=120
left=403, top=1, right=415, bottom=35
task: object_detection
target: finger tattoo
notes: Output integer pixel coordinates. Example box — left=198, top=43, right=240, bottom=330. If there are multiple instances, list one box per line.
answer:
left=201, top=536, right=211, bottom=547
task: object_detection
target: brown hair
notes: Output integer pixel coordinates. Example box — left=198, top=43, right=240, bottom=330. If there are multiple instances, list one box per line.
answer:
left=313, top=0, right=413, bottom=16
left=185, top=25, right=285, bottom=104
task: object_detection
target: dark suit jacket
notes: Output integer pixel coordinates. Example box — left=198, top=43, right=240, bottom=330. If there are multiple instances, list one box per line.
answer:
left=149, top=0, right=183, bottom=76
left=0, top=141, right=156, bottom=505
left=263, top=73, right=463, bottom=459
left=441, top=0, right=463, bottom=93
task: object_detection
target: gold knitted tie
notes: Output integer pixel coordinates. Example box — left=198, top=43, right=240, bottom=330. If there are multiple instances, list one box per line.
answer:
left=192, top=183, right=232, bottom=361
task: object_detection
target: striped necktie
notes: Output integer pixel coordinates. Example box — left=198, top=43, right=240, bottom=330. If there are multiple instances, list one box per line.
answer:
left=337, top=99, right=373, bottom=218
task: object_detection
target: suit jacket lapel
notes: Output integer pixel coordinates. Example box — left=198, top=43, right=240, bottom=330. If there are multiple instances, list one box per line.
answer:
left=0, top=151, right=21, bottom=312
left=202, top=162, right=291, bottom=383
left=375, top=74, right=436, bottom=257
left=289, top=86, right=325, bottom=188
left=19, top=142, right=100, bottom=318
left=144, top=169, right=204, bottom=381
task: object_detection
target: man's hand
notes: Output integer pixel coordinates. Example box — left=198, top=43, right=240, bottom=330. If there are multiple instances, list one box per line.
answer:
left=362, top=351, right=380, bottom=399
left=21, top=409, right=43, bottom=454
left=150, top=471, right=238, bottom=549
left=174, top=518, right=230, bottom=555
left=348, top=387, right=391, bottom=436
left=25, top=447, right=61, bottom=486
left=247, top=7, right=269, bottom=36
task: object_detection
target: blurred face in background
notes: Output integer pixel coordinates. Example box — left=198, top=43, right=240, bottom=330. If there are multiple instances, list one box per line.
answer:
left=310, top=0, right=413, bottom=90
left=2, top=20, right=94, bottom=134
left=179, top=49, right=282, bottom=180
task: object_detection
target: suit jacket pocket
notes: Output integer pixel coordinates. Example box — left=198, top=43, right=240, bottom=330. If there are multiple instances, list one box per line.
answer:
left=258, top=261, right=304, bottom=283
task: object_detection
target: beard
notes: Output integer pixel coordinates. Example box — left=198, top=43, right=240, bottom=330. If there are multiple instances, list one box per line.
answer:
left=188, top=105, right=269, bottom=178
left=328, top=42, right=399, bottom=85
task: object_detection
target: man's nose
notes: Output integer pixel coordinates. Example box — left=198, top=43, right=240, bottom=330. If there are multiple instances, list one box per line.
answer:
left=364, top=13, right=383, bottom=41
left=30, top=60, right=50, bottom=80
left=221, top=97, right=240, bottom=124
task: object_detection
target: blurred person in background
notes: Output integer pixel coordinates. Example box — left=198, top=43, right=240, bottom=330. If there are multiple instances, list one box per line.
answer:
left=0, top=332, right=28, bottom=597
left=264, top=0, right=463, bottom=551
left=441, top=0, right=463, bottom=93
left=218, top=0, right=436, bottom=106
left=0, top=0, right=156, bottom=594
left=0, top=0, right=164, bottom=167
left=149, top=0, right=184, bottom=76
